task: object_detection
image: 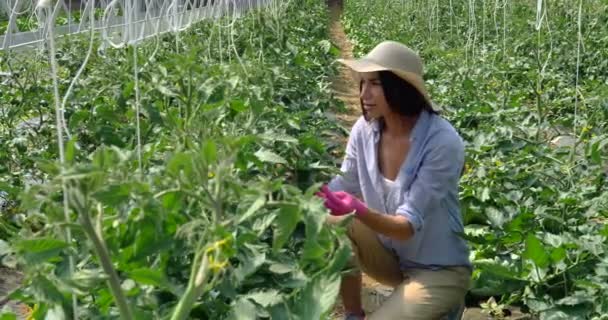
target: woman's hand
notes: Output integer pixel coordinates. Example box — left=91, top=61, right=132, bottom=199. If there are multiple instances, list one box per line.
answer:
left=317, top=186, right=368, bottom=216
left=318, top=186, right=413, bottom=240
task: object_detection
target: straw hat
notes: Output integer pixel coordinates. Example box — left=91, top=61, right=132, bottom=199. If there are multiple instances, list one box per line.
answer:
left=338, top=41, right=440, bottom=111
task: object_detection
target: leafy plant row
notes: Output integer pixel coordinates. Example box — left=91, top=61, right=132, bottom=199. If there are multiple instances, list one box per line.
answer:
left=0, top=0, right=350, bottom=319
left=342, top=0, right=607, bottom=319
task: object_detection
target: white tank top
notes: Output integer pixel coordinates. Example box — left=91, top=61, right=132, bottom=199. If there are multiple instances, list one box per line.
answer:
left=381, top=176, right=400, bottom=213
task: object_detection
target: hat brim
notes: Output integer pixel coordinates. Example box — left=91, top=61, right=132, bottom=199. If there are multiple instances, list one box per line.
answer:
left=337, top=58, right=441, bottom=112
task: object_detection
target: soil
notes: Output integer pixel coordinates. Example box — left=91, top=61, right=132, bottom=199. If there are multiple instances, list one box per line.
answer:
left=0, top=266, right=30, bottom=319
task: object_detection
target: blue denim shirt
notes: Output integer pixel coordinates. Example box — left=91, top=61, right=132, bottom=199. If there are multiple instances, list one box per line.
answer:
left=328, top=111, right=471, bottom=269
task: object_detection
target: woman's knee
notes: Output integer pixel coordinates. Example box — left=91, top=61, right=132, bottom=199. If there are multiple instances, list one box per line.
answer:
left=370, top=271, right=468, bottom=320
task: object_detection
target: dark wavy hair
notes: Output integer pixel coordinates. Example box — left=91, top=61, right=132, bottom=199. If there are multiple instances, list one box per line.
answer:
left=360, top=71, right=437, bottom=121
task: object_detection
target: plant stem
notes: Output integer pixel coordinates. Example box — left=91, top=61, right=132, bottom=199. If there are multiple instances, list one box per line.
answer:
left=170, top=253, right=209, bottom=320
left=80, top=204, right=134, bottom=320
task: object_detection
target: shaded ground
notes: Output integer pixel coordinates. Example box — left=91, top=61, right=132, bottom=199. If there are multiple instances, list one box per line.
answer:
left=0, top=267, right=30, bottom=319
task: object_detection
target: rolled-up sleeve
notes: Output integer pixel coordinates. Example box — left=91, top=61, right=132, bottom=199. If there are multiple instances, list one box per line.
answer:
left=328, top=118, right=364, bottom=195
left=396, top=132, right=464, bottom=233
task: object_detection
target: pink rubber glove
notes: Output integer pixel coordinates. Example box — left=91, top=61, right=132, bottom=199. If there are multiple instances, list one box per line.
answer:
left=317, top=185, right=368, bottom=216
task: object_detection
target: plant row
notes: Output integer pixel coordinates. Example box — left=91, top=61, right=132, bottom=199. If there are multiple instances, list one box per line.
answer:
left=0, top=0, right=349, bottom=318
left=342, top=0, right=608, bottom=319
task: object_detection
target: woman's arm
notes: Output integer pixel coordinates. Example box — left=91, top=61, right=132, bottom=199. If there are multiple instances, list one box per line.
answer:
left=328, top=118, right=366, bottom=195
left=356, top=208, right=414, bottom=241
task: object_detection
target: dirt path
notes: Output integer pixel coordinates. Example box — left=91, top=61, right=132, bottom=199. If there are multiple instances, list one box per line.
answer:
left=327, top=0, right=360, bottom=128
left=325, top=0, right=393, bottom=317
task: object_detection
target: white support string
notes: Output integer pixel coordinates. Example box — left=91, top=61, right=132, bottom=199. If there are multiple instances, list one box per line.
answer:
left=133, top=42, right=143, bottom=177
left=535, top=0, right=544, bottom=30
left=502, top=0, right=507, bottom=57
left=572, top=0, right=583, bottom=161
left=37, top=0, right=78, bottom=317
left=60, top=0, right=98, bottom=142
left=101, top=0, right=124, bottom=49
left=2, top=0, right=23, bottom=50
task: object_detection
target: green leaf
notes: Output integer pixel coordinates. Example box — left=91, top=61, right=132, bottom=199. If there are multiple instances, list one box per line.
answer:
left=144, top=102, right=164, bottom=126
left=202, top=140, right=218, bottom=163
left=600, top=224, right=608, bottom=238
left=122, top=80, right=135, bottom=97
left=167, top=152, right=192, bottom=177
left=524, top=234, right=550, bottom=268
left=31, top=275, right=64, bottom=304
left=318, top=275, right=341, bottom=315
left=157, top=85, right=176, bottom=97
left=230, top=298, right=257, bottom=320
left=302, top=240, right=326, bottom=261
left=539, top=309, right=572, bottom=320
left=480, top=187, right=490, bottom=202
left=556, top=293, right=592, bottom=306
left=252, top=213, right=276, bottom=236
left=227, top=76, right=240, bottom=90
left=65, top=268, right=107, bottom=292
left=14, top=238, right=68, bottom=265
left=46, top=304, right=65, bottom=320
left=296, top=275, right=341, bottom=320
left=325, top=244, right=351, bottom=275
left=230, top=99, right=247, bottom=113
left=485, top=207, right=507, bottom=228
left=238, top=196, right=266, bottom=223
left=268, top=263, right=294, bottom=274
left=0, top=239, right=12, bottom=256
left=318, top=40, right=332, bottom=54
left=304, top=209, right=324, bottom=240
left=128, top=268, right=167, bottom=287
left=475, top=259, right=522, bottom=280
left=259, top=133, right=298, bottom=143
left=245, top=289, right=282, bottom=307
left=235, top=245, right=266, bottom=283
left=132, top=218, right=171, bottom=260
left=65, top=138, right=77, bottom=164
left=92, top=183, right=131, bottom=206
left=269, top=303, right=290, bottom=320
left=273, top=205, right=301, bottom=251
left=550, top=247, right=567, bottom=263
left=255, top=149, right=287, bottom=164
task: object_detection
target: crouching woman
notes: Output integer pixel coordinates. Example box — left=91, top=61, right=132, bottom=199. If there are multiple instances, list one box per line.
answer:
left=317, top=41, right=471, bottom=320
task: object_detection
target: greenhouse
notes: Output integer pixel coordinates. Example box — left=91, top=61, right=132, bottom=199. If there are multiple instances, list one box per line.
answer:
left=0, top=0, right=607, bottom=319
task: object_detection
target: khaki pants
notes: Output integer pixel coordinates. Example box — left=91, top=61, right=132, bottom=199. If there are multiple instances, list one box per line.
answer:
left=344, top=219, right=471, bottom=320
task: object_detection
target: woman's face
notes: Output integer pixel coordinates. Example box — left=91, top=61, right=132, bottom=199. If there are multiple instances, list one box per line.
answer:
left=359, top=72, right=391, bottom=119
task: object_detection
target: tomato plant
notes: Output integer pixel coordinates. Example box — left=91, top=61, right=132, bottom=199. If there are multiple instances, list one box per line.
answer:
left=1, top=1, right=352, bottom=319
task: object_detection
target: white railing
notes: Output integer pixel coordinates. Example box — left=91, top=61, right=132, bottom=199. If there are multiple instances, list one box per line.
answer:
left=0, top=0, right=269, bottom=51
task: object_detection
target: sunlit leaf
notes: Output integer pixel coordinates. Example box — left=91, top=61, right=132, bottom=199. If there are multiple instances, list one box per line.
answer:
left=273, top=205, right=301, bottom=251
left=255, top=149, right=287, bottom=164
left=14, top=238, right=68, bottom=265
left=524, top=234, right=551, bottom=269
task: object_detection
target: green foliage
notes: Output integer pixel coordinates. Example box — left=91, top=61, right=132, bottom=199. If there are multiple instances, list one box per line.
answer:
left=1, top=0, right=350, bottom=318
left=343, top=0, right=608, bottom=318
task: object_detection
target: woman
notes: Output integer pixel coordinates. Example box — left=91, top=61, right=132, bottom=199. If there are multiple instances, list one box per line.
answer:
left=317, top=41, right=471, bottom=320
